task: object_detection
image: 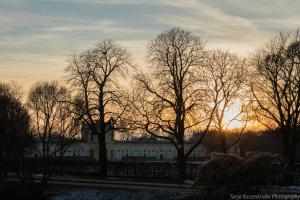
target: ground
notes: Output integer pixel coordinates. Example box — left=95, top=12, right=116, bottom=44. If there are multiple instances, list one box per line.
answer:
left=49, top=186, right=190, bottom=200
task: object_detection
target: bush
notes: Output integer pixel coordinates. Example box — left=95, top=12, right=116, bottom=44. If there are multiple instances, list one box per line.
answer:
left=194, top=153, right=243, bottom=188
left=233, top=152, right=285, bottom=191
left=193, top=152, right=285, bottom=200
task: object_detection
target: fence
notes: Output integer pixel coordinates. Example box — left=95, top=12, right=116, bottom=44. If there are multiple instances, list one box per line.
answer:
left=55, top=161, right=200, bottom=178
left=7, top=160, right=300, bottom=181
left=16, top=160, right=200, bottom=178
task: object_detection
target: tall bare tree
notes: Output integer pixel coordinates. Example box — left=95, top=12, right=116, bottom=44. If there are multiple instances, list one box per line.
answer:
left=27, top=81, right=81, bottom=194
left=250, top=30, right=300, bottom=169
left=65, top=40, right=131, bottom=177
left=0, top=82, right=36, bottom=199
left=0, top=82, right=32, bottom=175
left=133, top=28, right=217, bottom=178
left=206, top=50, right=248, bottom=154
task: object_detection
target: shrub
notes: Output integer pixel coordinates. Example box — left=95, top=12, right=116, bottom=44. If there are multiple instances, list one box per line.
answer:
left=193, top=152, right=285, bottom=200
left=194, top=152, right=243, bottom=188
left=233, top=152, right=284, bottom=190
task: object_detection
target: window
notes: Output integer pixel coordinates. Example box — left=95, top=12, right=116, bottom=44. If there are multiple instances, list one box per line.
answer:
left=151, top=150, right=156, bottom=156
left=160, top=154, right=164, bottom=160
left=90, top=149, right=94, bottom=157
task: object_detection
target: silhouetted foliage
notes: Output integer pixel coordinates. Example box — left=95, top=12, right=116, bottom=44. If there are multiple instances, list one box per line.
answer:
left=206, top=50, right=248, bottom=154
left=250, top=30, right=300, bottom=170
left=239, top=130, right=282, bottom=156
left=65, top=40, right=132, bottom=177
left=132, top=28, right=217, bottom=179
left=0, top=82, right=36, bottom=200
left=0, top=83, right=33, bottom=176
left=27, top=81, right=81, bottom=198
left=194, top=152, right=285, bottom=200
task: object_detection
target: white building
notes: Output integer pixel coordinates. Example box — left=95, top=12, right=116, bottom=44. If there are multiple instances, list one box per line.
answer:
left=27, top=126, right=240, bottom=161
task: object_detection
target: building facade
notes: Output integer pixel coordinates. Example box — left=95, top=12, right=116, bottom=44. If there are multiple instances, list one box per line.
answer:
left=27, top=127, right=240, bottom=161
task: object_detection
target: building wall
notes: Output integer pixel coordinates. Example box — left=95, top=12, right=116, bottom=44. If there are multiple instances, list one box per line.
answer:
left=107, top=142, right=209, bottom=161
left=26, top=128, right=240, bottom=161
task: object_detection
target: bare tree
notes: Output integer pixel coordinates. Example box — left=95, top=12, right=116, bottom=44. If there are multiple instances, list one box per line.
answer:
left=56, top=99, right=82, bottom=159
left=0, top=82, right=35, bottom=199
left=206, top=50, right=248, bottom=154
left=133, top=28, right=217, bottom=178
left=0, top=83, right=32, bottom=174
left=27, top=81, right=81, bottom=194
left=0, top=81, right=23, bottom=100
left=65, top=40, right=132, bottom=177
left=250, top=30, right=300, bottom=170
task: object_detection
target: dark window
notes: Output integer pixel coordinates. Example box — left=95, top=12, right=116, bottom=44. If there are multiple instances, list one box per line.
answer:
left=90, top=149, right=94, bottom=157
left=160, top=154, right=164, bottom=160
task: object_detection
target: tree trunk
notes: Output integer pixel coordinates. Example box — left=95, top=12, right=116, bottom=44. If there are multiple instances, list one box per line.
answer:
left=98, top=133, right=108, bottom=177
left=282, top=129, right=296, bottom=171
left=283, top=136, right=290, bottom=166
left=98, top=88, right=108, bottom=177
left=282, top=136, right=297, bottom=184
left=177, top=147, right=186, bottom=179
left=219, top=131, right=227, bottom=154
left=59, top=152, right=64, bottom=175
left=287, top=143, right=296, bottom=171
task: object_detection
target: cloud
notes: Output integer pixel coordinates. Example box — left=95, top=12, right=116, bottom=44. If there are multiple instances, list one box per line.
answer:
left=0, top=0, right=299, bottom=89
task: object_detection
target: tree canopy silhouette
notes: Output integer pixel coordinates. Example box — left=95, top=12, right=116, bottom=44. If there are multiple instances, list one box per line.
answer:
left=132, top=28, right=217, bottom=178
left=250, top=30, right=300, bottom=169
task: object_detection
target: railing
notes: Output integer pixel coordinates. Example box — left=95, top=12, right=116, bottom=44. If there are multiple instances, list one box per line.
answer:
left=56, top=161, right=200, bottom=178
left=10, top=160, right=201, bottom=178
left=7, top=160, right=300, bottom=181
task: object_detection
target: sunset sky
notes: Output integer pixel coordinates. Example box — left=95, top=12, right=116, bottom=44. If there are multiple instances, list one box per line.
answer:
left=0, top=0, right=299, bottom=90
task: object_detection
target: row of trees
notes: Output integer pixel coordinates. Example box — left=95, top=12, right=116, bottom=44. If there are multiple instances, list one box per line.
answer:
left=0, top=82, right=83, bottom=199
left=63, top=29, right=248, bottom=178
left=65, top=28, right=300, bottom=178
left=1, top=28, right=299, bottom=183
